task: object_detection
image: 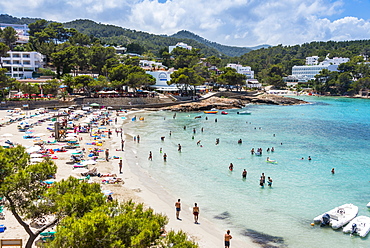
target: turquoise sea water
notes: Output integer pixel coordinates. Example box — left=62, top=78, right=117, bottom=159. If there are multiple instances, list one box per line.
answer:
left=125, top=96, right=370, bottom=248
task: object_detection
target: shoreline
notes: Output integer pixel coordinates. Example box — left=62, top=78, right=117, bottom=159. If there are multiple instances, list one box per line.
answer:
left=118, top=111, right=260, bottom=247
left=0, top=108, right=259, bottom=247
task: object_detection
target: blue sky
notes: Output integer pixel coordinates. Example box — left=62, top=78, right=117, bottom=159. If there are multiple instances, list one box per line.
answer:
left=1, top=0, right=369, bottom=47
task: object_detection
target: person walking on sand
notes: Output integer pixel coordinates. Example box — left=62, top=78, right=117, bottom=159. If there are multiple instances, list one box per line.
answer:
left=193, top=203, right=199, bottom=224
left=175, top=199, right=181, bottom=220
left=148, top=151, right=152, bottom=161
left=224, top=230, right=232, bottom=248
left=105, top=149, right=109, bottom=162
left=118, top=159, right=123, bottom=174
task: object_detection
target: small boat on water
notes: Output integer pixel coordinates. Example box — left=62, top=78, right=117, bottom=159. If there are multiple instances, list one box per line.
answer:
left=237, top=111, right=251, bottom=115
left=221, top=111, right=228, bottom=115
left=343, top=215, right=370, bottom=237
left=313, top=203, right=358, bottom=229
left=367, top=202, right=370, bottom=208
left=204, top=109, right=218, bottom=114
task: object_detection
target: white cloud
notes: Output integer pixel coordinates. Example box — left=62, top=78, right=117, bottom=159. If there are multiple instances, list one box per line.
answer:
left=0, top=0, right=369, bottom=47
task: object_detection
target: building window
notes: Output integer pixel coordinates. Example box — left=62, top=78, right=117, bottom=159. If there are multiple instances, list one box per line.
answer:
left=22, top=54, right=30, bottom=58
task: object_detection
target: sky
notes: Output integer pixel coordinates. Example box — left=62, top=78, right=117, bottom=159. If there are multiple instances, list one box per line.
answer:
left=1, top=0, right=370, bottom=48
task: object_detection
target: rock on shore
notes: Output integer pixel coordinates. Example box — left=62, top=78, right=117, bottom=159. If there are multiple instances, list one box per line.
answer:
left=160, top=94, right=307, bottom=112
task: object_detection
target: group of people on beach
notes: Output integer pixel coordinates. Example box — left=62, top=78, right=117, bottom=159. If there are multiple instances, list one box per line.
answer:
left=175, top=199, right=199, bottom=224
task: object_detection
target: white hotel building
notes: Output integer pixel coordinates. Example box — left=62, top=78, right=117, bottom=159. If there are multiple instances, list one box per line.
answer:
left=226, top=63, right=255, bottom=79
left=1, top=51, right=45, bottom=79
left=287, top=56, right=350, bottom=85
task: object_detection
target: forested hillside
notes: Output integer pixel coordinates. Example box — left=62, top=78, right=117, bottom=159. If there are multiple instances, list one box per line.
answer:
left=63, top=19, right=222, bottom=57
left=170, top=30, right=252, bottom=57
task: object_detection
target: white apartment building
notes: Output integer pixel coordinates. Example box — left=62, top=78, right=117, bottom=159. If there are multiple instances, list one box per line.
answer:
left=1, top=51, right=45, bottom=79
left=289, top=56, right=350, bottom=83
left=291, top=64, right=339, bottom=81
left=226, top=63, right=255, bottom=79
left=306, top=56, right=319, bottom=65
left=169, top=42, right=192, bottom=53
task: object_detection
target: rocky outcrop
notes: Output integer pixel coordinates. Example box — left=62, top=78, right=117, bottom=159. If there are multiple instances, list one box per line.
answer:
left=160, top=94, right=307, bottom=112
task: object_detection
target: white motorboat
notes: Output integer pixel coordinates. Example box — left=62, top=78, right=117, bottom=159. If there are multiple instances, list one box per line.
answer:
left=313, top=203, right=358, bottom=229
left=343, top=216, right=370, bottom=237
left=367, top=202, right=370, bottom=208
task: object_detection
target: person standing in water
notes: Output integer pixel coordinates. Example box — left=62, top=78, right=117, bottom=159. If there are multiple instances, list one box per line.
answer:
left=229, top=163, right=234, bottom=171
left=163, top=153, right=167, bottom=162
left=331, top=168, right=335, bottom=174
left=148, top=151, right=152, bottom=161
left=178, top=144, right=182, bottom=152
left=193, top=203, right=199, bottom=224
left=242, top=169, right=247, bottom=179
left=267, top=177, right=273, bottom=187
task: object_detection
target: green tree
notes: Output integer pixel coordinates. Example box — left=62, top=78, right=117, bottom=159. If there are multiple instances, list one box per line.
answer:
left=170, top=67, right=205, bottom=95
left=262, top=64, right=286, bottom=89
left=313, top=69, right=338, bottom=94
left=171, top=47, right=202, bottom=69
left=204, top=55, right=222, bottom=67
left=48, top=201, right=198, bottom=248
left=218, top=67, right=246, bottom=91
left=73, top=75, right=95, bottom=97
left=0, top=146, right=57, bottom=248
left=125, top=72, right=155, bottom=90
left=126, top=42, right=145, bottom=55
left=0, top=42, right=10, bottom=68
left=0, top=27, right=17, bottom=48
left=89, top=45, right=118, bottom=75
left=42, top=79, right=61, bottom=96
left=0, top=68, right=15, bottom=98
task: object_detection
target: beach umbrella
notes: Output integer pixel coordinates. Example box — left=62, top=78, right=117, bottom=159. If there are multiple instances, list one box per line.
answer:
left=1, top=133, right=13, bottom=137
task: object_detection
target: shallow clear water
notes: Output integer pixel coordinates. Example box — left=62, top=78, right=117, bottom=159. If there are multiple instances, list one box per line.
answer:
left=124, top=96, right=370, bottom=248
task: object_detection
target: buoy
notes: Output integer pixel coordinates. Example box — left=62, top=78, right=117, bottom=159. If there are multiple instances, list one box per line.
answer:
left=310, top=223, right=315, bottom=226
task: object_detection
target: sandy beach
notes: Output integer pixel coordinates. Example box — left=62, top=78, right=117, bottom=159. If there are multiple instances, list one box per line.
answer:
left=0, top=108, right=258, bottom=247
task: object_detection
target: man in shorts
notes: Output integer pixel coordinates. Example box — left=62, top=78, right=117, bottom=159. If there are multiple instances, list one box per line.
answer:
left=193, top=203, right=199, bottom=224
left=175, top=199, right=181, bottom=220
left=224, top=230, right=232, bottom=248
